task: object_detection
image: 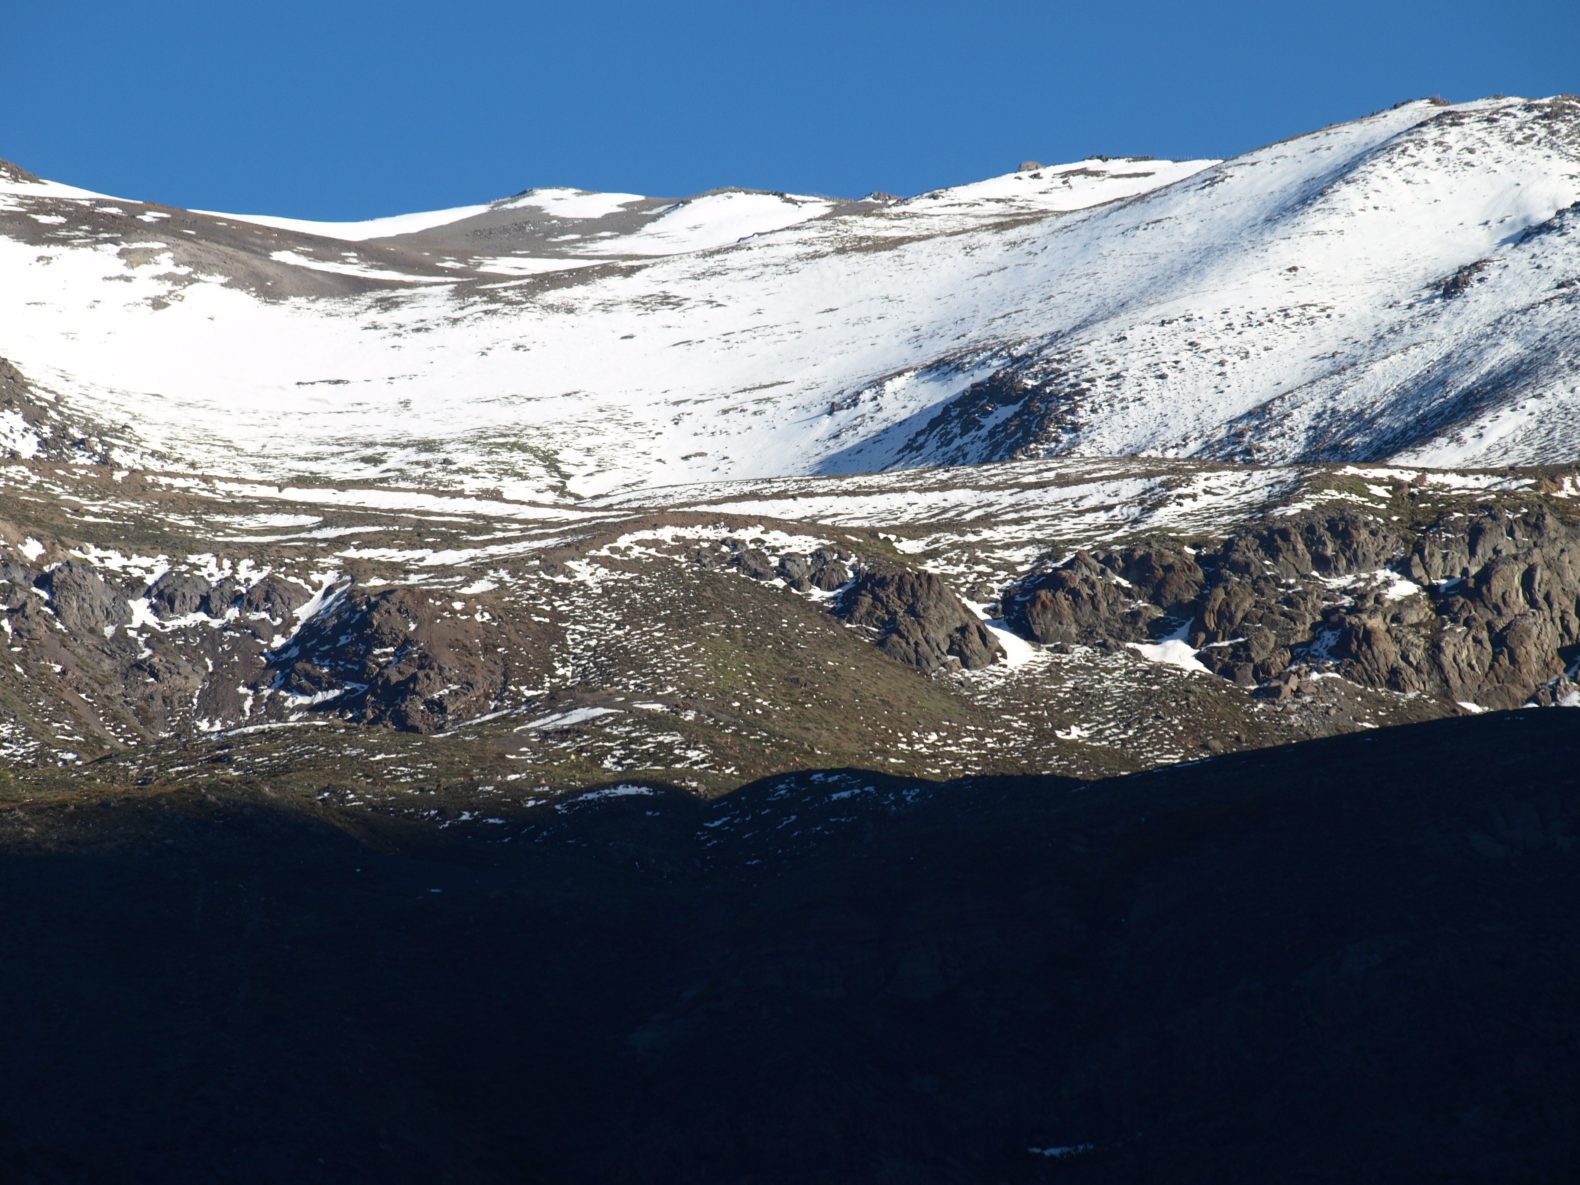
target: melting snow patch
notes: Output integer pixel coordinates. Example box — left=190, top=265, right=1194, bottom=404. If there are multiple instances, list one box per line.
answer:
left=521, top=706, right=623, bottom=730
left=268, top=249, right=453, bottom=284
left=209, top=201, right=495, bottom=241
left=1127, top=638, right=1209, bottom=674
left=963, top=599, right=1043, bottom=669
left=282, top=686, right=355, bottom=707
left=212, top=720, right=337, bottom=738
left=555, top=784, right=658, bottom=812
left=0, top=412, right=41, bottom=458
left=1126, top=621, right=1209, bottom=674
left=1380, top=573, right=1423, bottom=601
left=498, top=187, right=645, bottom=220
left=268, top=573, right=347, bottom=655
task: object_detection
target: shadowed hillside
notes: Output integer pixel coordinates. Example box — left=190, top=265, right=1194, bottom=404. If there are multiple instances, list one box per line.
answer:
left=2, top=709, right=1576, bottom=1183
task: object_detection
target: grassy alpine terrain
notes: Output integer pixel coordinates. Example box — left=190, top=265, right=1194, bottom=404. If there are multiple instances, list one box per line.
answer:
left=4, top=454, right=1576, bottom=794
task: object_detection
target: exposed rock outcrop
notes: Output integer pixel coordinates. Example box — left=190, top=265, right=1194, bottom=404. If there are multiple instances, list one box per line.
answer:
left=835, top=567, right=1003, bottom=673
left=696, top=534, right=994, bottom=672
left=1004, top=551, right=1159, bottom=645
left=0, top=356, right=110, bottom=462
left=264, top=583, right=538, bottom=733
left=146, top=571, right=212, bottom=619
left=42, top=561, right=132, bottom=634
left=776, top=548, right=850, bottom=593
left=241, top=574, right=310, bottom=622
left=1004, top=503, right=1580, bottom=709
left=704, top=538, right=852, bottom=592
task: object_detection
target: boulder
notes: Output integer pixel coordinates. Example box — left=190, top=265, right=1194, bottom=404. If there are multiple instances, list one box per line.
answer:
left=836, top=568, right=1002, bottom=673
left=204, top=578, right=243, bottom=616
left=241, top=575, right=311, bottom=622
left=42, top=561, right=131, bottom=634
left=146, top=571, right=212, bottom=619
left=1004, top=552, right=1157, bottom=645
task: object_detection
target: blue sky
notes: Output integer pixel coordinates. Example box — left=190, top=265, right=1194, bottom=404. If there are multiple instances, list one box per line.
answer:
left=4, top=0, right=1575, bottom=218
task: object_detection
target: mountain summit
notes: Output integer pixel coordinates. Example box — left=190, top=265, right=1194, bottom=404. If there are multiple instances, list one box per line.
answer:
left=3, top=96, right=1575, bottom=500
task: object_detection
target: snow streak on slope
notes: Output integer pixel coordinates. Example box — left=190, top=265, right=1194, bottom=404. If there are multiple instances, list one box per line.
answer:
left=1, top=96, right=1578, bottom=501
left=207, top=201, right=501, bottom=242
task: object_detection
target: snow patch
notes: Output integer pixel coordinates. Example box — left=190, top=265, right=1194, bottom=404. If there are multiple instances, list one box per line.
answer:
left=520, top=706, right=623, bottom=731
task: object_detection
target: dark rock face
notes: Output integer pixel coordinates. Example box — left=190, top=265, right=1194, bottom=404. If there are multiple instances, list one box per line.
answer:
left=1004, top=551, right=1160, bottom=644
left=776, top=548, right=850, bottom=593
left=241, top=574, right=310, bottom=622
left=204, top=577, right=243, bottom=616
left=1219, top=509, right=1404, bottom=581
left=1406, top=508, right=1580, bottom=708
left=41, top=561, right=131, bottom=634
left=1105, top=540, right=1206, bottom=614
left=835, top=567, right=1003, bottom=673
left=1005, top=504, right=1580, bottom=709
left=0, top=560, right=35, bottom=611
left=265, top=583, right=533, bottom=733
left=0, top=554, right=547, bottom=746
left=146, top=570, right=212, bottom=619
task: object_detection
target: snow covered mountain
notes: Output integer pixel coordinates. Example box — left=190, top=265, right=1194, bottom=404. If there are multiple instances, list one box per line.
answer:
left=3, top=94, right=1576, bottom=500
left=3, top=94, right=1580, bottom=786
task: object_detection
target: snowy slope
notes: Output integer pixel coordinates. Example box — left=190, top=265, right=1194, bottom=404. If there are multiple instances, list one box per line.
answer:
left=205, top=200, right=503, bottom=242
left=1, top=95, right=1578, bottom=500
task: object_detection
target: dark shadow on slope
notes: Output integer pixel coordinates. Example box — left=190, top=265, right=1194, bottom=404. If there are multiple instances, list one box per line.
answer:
left=810, top=356, right=1020, bottom=478
left=1, top=712, right=1578, bottom=1183
left=1304, top=328, right=1559, bottom=462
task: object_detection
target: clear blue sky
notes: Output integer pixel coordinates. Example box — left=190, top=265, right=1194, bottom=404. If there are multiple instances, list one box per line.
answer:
left=4, top=0, right=1575, bottom=218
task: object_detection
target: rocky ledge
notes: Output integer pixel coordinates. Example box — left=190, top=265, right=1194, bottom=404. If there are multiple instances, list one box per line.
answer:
left=1004, top=499, right=1580, bottom=710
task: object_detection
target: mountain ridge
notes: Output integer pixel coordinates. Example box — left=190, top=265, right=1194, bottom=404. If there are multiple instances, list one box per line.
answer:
left=5, top=95, right=1574, bottom=501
